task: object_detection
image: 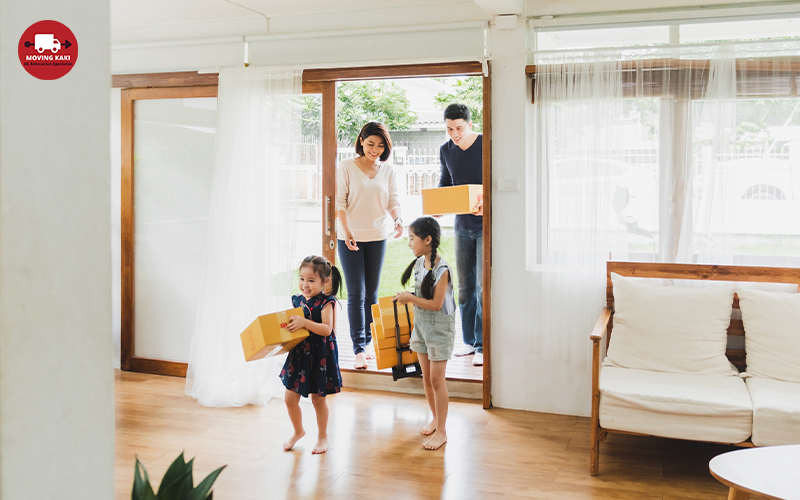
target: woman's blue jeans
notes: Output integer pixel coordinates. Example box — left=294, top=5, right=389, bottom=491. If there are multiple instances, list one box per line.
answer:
left=455, top=228, right=483, bottom=353
left=338, top=239, right=387, bottom=354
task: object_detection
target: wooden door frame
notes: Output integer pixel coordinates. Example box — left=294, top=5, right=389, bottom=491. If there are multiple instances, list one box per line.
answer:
left=120, top=85, right=218, bottom=377
left=115, top=62, right=494, bottom=409
left=117, top=76, right=332, bottom=377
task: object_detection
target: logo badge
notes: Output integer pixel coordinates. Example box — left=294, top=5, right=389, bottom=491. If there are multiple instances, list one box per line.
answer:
left=18, top=20, right=78, bottom=80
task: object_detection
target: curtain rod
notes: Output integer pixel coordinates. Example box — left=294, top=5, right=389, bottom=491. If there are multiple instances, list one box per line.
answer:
left=528, top=37, right=800, bottom=56
left=524, top=1, right=800, bottom=30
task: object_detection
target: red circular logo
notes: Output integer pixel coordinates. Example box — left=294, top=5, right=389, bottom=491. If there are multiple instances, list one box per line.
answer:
left=18, top=20, right=78, bottom=80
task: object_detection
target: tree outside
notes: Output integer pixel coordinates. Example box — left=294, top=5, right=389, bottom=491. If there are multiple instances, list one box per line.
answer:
left=297, top=81, right=418, bottom=147
left=433, top=76, right=483, bottom=131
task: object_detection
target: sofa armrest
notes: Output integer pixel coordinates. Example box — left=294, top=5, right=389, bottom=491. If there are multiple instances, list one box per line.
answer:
left=590, top=307, right=612, bottom=344
left=590, top=307, right=612, bottom=476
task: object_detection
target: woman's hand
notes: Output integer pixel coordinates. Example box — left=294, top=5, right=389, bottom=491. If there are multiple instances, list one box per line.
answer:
left=343, top=229, right=359, bottom=251
left=393, top=291, right=414, bottom=306
left=393, top=219, right=403, bottom=239
left=286, top=315, right=307, bottom=332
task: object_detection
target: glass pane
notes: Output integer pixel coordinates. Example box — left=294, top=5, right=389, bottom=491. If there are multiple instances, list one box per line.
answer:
left=681, top=17, right=800, bottom=44
left=536, top=26, right=669, bottom=51
left=545, top=98, right=661, bottom=256
left=134, top=97, right=217, bottom=362
left=691, top=97, right=800, bottom=258
left=292, top=93, right=324, bottom=266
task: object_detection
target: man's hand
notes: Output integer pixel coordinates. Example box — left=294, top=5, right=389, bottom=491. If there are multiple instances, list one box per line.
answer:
left=472, top=198, right=483, bottom=216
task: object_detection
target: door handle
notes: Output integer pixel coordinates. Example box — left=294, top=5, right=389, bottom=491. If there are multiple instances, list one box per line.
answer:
left=325, top=196, right=331, bottom=236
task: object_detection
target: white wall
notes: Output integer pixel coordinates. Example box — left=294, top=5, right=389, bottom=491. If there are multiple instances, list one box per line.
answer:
left=112, top=23, right=488, bottom=74
left=1, top=1, right=114, bottom=498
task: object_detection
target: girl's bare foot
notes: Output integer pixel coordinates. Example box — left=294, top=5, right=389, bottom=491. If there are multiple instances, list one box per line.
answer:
left=311, top=437, right=328, bottom=454
left=422, top=432, right=447, bottom=450
left=283, top=430, right=305, bottom=451
left=354, top=352, right=368, bottom=369
left=366, top=351, right=375, bottom=360
left=420, top=420, right=436, bottom=436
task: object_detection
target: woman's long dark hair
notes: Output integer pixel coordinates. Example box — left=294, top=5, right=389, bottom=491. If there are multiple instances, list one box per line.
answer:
left=300, top=255, right=342, bottom=297
left=400, top=217, right=441, bottom=300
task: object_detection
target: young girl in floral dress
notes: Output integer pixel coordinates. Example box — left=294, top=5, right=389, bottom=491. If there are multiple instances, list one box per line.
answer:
left=280, top=255, right=342, bottom=454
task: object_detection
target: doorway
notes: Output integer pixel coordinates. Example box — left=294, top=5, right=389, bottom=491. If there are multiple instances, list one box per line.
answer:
left=116, top=61, right=493, bottom=407
left=330, top=76, right=485, bottom=382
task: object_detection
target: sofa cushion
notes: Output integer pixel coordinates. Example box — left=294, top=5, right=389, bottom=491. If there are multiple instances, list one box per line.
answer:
left=737, top=287, right=800, bottom=383
left=599, top=366, right=752, bottom=443
left=604, top=273, right=737, bottom=375
left=746, top=377, right=800, bottom=446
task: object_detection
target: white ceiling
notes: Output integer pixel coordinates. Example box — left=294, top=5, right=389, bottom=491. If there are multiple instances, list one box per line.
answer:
left=110, top=0, right=789, bottom=44
left=111, top=0, right=485, bottom=42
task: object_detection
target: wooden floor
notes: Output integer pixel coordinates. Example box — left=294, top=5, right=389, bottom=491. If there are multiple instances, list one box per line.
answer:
left=335, top=299, right=483, bottom=381
left=115, top=370, right=770, bottom=500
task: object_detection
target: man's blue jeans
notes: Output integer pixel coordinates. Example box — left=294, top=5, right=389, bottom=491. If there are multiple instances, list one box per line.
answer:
left=338, top=239, right=386, bottom=354
left=455, top=228, right=482, bottom=353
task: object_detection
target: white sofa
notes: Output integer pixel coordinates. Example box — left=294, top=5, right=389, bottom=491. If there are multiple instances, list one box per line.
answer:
left=589, top=262, right=800, bottom=476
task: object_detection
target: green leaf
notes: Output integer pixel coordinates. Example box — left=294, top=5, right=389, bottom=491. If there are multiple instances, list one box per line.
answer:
left=158, top=469, right=192, bottom=500
left=157, top=452, right=191, bottom=496
left=187, top=465, right=227, bottom=500
left=132, top=457, right=156, bottom=500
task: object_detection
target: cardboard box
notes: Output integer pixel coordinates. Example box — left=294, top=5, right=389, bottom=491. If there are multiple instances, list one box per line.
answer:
left=422, top=184, right=483, bottom=215
left=372, top=322, right=411, bottom=350
left=240, top=307, right=309, bottom=362
left=375, top=296, right=414, bottom=337
left=371, top=303, right=381, bottom=327
left=373, top=341, right=418, bottom=370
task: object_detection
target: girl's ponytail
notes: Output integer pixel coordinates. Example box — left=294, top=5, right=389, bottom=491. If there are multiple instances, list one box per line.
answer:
left=403, top=217, right=442, bottom=300
left=401, top=259, right=417, bottom=289
left=420, top=243, right=439, bottom=300
left=329, top=265, right=343, bottom=297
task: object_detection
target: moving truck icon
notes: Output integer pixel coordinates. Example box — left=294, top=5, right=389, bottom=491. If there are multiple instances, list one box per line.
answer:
left=35, top=34, right=60, bottom=54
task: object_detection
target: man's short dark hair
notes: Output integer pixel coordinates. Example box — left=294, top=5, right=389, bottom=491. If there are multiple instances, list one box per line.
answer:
left=444, top=103, right=471, bottom=122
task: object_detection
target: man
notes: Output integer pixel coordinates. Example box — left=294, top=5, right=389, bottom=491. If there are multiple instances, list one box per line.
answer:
left=438, top=103, right=483, bottom=366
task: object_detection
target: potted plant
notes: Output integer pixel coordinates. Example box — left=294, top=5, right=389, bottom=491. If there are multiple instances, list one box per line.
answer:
left=132, top=452, right=226, bottom=500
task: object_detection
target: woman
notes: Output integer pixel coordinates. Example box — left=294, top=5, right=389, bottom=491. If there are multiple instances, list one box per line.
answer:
left=336, top=122, right=403, bottom=369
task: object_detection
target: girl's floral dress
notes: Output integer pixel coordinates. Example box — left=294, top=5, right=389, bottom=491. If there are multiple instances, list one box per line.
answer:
left=280, top=293, right=342, bottom=397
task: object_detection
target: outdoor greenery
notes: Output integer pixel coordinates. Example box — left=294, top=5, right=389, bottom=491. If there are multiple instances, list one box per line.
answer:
left=434, top=76, right=483, bottom=131
left=298, top=81, right=418, bottom=146
left=290, top=230, right=459, bottom=303
left=132, top=452, right=225, bottom=500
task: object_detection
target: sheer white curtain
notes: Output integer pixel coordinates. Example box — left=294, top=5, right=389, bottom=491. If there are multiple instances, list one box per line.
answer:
left=185, top=67, right=303, bottom=407
left=529, top=58, right=628, bottom=362
left=527, top=41, right=800, bottom=365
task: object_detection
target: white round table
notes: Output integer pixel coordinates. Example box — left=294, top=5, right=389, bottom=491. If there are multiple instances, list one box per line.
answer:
left=709, top=445, right=800, bottom=500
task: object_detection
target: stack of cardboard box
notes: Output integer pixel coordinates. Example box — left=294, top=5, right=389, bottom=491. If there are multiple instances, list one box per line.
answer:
left=370, top=296, right=418, bottom=370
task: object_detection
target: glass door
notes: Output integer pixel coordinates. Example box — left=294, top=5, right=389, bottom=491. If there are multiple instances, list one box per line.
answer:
left=121, top=82, right=335, bottom=375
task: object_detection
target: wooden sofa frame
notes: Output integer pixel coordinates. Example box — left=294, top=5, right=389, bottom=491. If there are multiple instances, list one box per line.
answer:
left=589, top=261, right=800, bottom=476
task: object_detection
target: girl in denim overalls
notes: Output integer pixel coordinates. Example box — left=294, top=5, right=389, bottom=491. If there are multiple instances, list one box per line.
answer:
left=393, top=217, right=456, bottom=450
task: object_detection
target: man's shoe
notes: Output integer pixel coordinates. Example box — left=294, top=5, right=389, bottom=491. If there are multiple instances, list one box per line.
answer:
left=454, top=345, right=476, bottom=357
left=472, top=352, right=484, bottom=366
